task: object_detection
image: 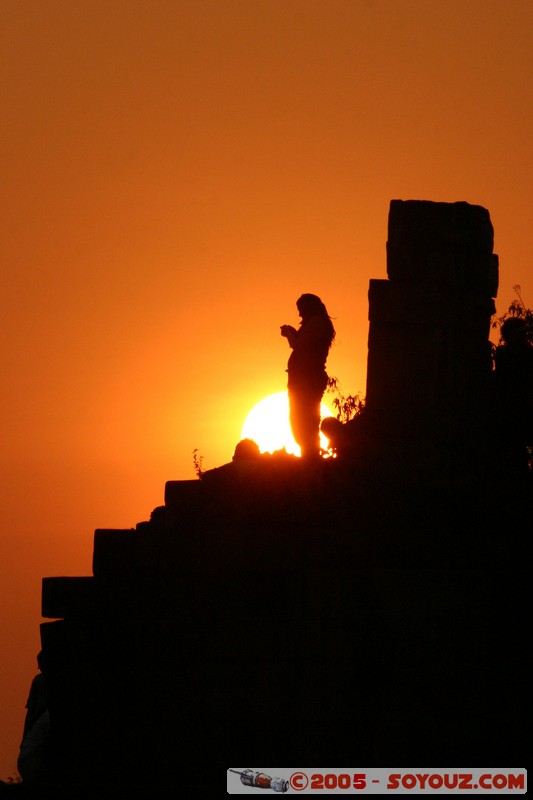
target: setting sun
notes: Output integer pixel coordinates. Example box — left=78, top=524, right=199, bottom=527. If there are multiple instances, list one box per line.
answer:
left=241, top=392, right=334, bottom=456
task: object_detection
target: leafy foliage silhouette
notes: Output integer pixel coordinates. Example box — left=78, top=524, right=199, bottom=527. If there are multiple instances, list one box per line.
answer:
left=492, top=285, right=533, bottom=471
left=326, top=376, right=366, bottom=423
left=192, top=448, right=205, bottom=480
left=492, top=285, right=533, bottom=346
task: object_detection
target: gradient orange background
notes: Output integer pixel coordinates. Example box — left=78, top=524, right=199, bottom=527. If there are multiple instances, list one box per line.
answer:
left=1, top=0, right=532, bottom=778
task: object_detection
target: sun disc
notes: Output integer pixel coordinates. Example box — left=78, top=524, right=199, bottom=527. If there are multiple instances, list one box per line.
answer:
left=241, top=392, right=333, bottom=456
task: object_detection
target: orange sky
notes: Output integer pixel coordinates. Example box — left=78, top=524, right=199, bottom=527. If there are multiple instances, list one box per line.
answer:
left=1, top=0, right=532, bottom=778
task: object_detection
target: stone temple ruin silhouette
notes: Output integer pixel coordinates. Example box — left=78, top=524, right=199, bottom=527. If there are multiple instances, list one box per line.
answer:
left=365, top=199, right=499, bottom=479
left=34, top=201, right=527, bottom=790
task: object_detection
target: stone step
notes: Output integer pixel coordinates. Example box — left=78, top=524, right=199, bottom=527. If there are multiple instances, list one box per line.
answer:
left=42, top=577, right=95, bottom=619
left=164, top=479, right=202, bottom=513
left=92, top=528, right=138, bottom=580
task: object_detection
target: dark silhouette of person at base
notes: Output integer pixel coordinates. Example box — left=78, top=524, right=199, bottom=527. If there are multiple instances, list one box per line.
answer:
left=281, top=294, right=335, bottom=459
left=493, top=316, right=533, bottom=474
left=18, top=651, right=52, bottom=785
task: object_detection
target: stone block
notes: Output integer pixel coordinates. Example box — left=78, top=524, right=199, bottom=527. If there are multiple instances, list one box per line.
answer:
left=92, top=528, right=138, bottom=580
left=365, top=273, right=496, bottom=477
left=386, top=199, right=498, bottom=296
left=42, top=577, right=95, bottom=619
left=164, top=479, right=203, bottom=513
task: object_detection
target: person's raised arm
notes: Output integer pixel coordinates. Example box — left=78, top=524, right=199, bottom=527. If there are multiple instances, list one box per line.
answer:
left=280, top=324, right=298, bottom=348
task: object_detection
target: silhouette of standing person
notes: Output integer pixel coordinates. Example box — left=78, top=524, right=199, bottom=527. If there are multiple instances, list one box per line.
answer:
left=18, top=651, right=52, bottom=785
left=281, top=294, right=335, bottom=459
left=493, top=316, right=533, bottom=473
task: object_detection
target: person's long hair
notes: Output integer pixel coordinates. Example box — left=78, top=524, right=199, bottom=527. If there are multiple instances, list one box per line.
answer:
left=296, top=293, right=336, bottom=345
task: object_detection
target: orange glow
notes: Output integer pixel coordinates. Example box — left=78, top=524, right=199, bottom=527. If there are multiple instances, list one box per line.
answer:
left=241, top=391, right=333, bottom=455
left=1, top=0, right=532, bottom=780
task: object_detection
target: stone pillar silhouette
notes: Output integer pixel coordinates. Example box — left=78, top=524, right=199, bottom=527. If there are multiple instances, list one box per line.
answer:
left=365, top=199, right=498, bottom=479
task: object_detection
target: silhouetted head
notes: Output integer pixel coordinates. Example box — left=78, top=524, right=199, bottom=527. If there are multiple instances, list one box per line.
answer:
left=320, top=417, right=345, bottom=447
left=320, top=416, right=343, bottom=444
left=501, top=316, right=528, bottom=345
left=296, top=293, right=327, bottom=320
left=296, top=294, right=335, bottom=341
left=232, top=438, right=261, bottom=462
